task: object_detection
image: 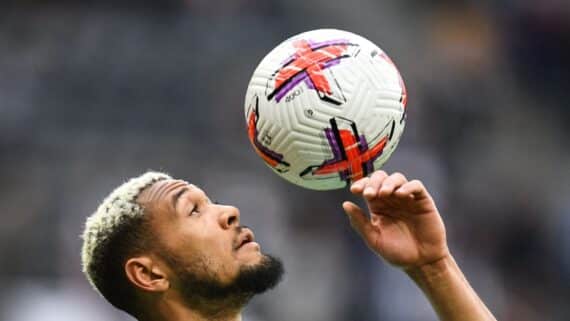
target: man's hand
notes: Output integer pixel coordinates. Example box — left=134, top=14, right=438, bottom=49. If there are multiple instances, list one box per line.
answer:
left=343, top=170, right=449, bottom=271
left=344, top=170, right=497, bottom=321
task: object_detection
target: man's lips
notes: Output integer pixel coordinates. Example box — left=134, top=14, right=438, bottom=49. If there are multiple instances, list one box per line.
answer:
left=235, top=229, right=255, bottom=250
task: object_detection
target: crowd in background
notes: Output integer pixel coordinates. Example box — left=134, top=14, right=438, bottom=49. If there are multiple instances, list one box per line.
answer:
left=0, top=0, right=569, bottom=320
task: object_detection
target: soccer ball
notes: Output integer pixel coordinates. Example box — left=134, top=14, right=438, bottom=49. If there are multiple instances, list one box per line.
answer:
left=245, top=29, right=407, bottom=190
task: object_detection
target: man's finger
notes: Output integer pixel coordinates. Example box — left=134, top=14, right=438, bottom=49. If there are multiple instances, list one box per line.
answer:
left=395, top=179, right=428, bottom=200
left=363, top=170, right=388, bottom=200
left=350, top=177, right=369, bottom=194
left=342, top=201, right=372, bottom=238
left=379, top=172, right=407, bottom=197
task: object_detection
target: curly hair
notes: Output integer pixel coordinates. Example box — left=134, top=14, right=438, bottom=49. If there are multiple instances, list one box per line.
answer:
left=81, top=171, right=171, bottom=314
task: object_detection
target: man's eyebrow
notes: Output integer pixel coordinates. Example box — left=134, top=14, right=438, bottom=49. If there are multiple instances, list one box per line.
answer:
left=171, top=186, right=190, bottom=209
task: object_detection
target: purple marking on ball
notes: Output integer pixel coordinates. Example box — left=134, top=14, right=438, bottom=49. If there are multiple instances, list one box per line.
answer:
left=254, top=139, right=284, bottom=161
left=359, top=135, right=374, bottom=173
left=274, top=39, right=352, bottom=102
left=325, top=128, right=343, bottom=161
left=310, top=39, right=350, bottom=49
left=279, top=38, right=350, bottom=67
left=274, top=72, right=309, bottom=102
left=323, top=57, right=343, bottom=69
left=274, top=58, right=344, bottom=102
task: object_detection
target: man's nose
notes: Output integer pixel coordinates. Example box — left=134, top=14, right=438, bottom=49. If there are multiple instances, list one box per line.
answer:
left=218, top=205, right=240, bottom=229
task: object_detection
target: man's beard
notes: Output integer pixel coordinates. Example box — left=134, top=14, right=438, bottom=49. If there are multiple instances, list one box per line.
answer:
left=160, top=250, right=284, bottom=311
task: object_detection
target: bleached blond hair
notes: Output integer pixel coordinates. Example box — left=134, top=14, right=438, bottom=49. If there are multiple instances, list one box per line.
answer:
left=81, top=171, right=171, bottom=292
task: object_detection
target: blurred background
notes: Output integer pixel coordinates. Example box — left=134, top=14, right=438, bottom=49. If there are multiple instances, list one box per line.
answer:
left=1, top=0, right=569, bottom=320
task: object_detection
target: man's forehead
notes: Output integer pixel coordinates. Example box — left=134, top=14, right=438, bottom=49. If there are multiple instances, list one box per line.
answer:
left=137, top=179, right=196, bottom=204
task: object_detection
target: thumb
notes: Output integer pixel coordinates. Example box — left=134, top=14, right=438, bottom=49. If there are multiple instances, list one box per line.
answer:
left=342, top=201, right=371, bottom=238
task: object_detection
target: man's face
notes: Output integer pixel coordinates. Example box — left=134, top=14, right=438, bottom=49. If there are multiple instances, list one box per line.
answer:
left=136, top=179, right=282, bottom=302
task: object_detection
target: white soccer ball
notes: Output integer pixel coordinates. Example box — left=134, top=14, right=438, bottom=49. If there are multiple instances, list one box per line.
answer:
left=245, top=29, right=407, bottom=190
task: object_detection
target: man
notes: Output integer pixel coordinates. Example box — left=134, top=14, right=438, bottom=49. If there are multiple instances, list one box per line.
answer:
left=81, top=170, right=497, bottom=321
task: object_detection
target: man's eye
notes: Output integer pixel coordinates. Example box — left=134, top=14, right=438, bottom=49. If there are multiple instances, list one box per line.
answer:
left=189, top=205, right=199, bottom=215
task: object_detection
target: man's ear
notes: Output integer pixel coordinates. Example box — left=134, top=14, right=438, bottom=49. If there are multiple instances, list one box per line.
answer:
left=125, top=256, right=170, bottom=292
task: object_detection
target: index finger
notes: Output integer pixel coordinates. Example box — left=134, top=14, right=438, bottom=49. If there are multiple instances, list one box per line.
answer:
left=350, top=177, right=369, bottom=194
left=395, top=180, right=429, bottom=200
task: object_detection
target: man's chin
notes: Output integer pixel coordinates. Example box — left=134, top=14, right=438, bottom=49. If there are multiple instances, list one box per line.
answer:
left=232, top=254, right=284, bottom=296
left=174, top=252, right=284, bottom=306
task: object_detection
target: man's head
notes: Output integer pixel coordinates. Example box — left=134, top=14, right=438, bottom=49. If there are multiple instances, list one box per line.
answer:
left=81, top=172, right=283, bottom=318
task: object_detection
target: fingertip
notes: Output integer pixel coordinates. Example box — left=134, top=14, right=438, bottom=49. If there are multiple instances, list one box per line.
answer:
left=349, top=186, right=362, bottom=196
left=375, top=170, right=388, bottom=177
left=342, top=201, right=369, bottom=235
left=395, top=192, right=412, bottom=200
left=343, top=200, right=359, bottom=212
left=394, top=187, right=407, bottom=195
left=350, top=179, right=362, bottom=189
left=363, top=187, right=376, bottom=198
left=379, top=184, right=393, bottom=196
left=351, top=177, right=370, bottom=190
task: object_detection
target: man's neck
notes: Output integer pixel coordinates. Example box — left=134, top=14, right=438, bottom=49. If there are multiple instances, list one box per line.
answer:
left=139, top=295, right=243, bottom=321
